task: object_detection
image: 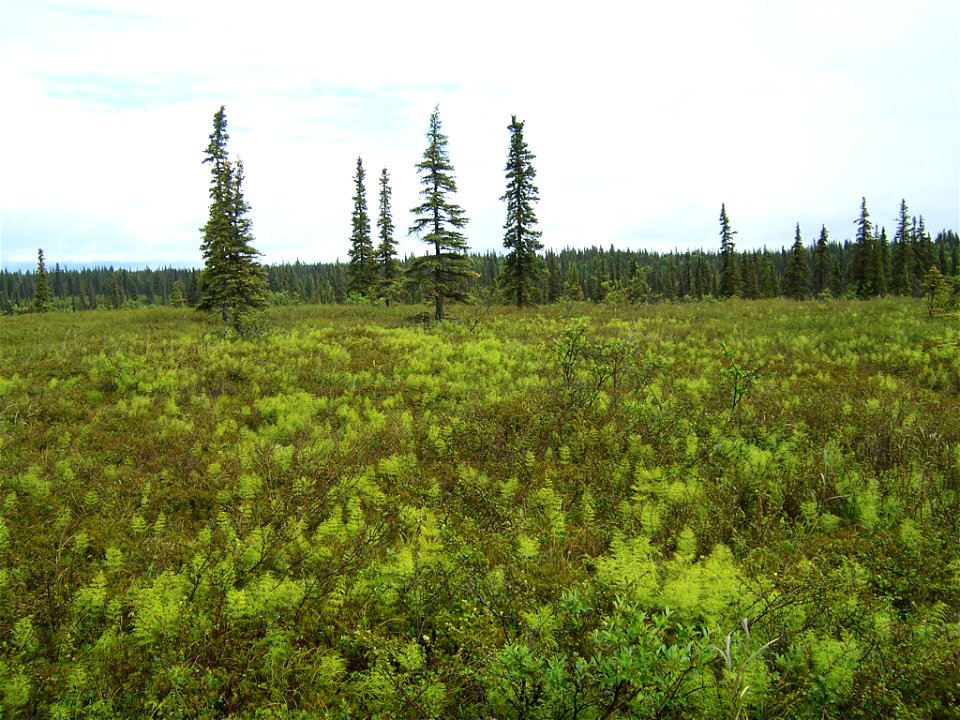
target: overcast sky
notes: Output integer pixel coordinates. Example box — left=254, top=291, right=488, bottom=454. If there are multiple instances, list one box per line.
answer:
left=1, top=1, right=957, bottom=270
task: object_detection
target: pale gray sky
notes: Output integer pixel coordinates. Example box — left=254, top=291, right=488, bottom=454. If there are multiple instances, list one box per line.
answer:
left=1, top=0, right=957, bottom=269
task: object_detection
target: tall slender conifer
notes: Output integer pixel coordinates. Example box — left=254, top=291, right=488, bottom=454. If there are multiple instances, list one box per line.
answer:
left=408, top=107, right=475, bottom=320
left=375, top=168, right=403, bottom=304
left=783, top=223, right=810, bottom=299
left=33, top=248, right=52, bottom=312
left=501, top=115, right=545, bottom=306
left=719, top=204, right=741, bottom=298
left=347, top=156, right=377, bottom=297
left=198, top=105, right=268, bottom=330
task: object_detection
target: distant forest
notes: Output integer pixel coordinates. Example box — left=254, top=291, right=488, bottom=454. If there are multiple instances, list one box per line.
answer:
left=3, top=229, right=958, bottom=315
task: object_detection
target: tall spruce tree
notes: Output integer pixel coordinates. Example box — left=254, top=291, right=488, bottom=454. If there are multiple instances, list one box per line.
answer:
left=33, top=248, right=52, bottom=312
left=198, top=105, right=268, bottom=330
left=741, top=253, right=760, bottom=299
left=760, top=248, right=779, bottom=297
left=811, top=225, right=831, bottom=295
left=875, top=226, right=890, bottom=295
left=408, top=107, right=475, bottom=320
left=501, top=115, right=545, bottom=306
left=694, top=255, right=710, bottom=298
left=108, top=272, right=124, bottom=310
left=719, top=204, right=741, bottom=297
left=782, top=223, right=810, bottom=299
left=545, top=251, right=563, bottom=303
left=563, top=265, right=585, bottom=300
left=891, top=199, right=914, bottom=295
left=831, top=256, right=844, bottom=296
left=938, top=229, right=960, bottom=275
left=347, top=156, right=377, bottom=297
left=912, top=216, right=934, bottom=292
left=851, top=197, right=878, bottom=298
left=375, top=167, right=403, bottom=304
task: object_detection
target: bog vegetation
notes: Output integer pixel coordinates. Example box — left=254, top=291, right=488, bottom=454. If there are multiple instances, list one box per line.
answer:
left=2, top=105, right=959, bottom=718
left=1, top=298, right=958, bottom=718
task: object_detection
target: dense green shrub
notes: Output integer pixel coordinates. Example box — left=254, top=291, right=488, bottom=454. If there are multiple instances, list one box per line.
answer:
left=0, top=300, right=957, bottom=717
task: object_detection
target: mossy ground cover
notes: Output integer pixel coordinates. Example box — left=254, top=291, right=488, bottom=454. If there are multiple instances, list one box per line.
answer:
left=1, top=300, right=958, bottom=718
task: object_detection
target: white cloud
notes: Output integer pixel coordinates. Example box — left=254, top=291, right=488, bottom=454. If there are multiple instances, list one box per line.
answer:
left=1, top=0, right=957, bottom=269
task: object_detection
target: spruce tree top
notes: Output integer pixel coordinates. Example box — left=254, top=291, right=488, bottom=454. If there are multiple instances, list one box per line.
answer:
left=409, top=107, right=469, bottom=251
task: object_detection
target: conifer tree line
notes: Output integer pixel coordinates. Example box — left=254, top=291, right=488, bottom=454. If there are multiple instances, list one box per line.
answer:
left=3, top=102, right=957, bottom=314
left=7, top=217, right=956, bottom=314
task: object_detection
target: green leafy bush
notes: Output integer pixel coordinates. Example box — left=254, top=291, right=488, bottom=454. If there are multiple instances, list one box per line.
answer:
left=0, top=300, right=957, bottom=718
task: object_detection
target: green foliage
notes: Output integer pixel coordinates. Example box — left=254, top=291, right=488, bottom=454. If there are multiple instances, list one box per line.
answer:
left=4, top=198, right=955, bottom=313
left=375, top=167, right=404, bottom=305
left=811, top=226, right=831, bottom=296
left=719, top=340, right=763, bottom=414
left=33, top=248, right=52, bottom=313
left=924, top=265, right=959, bottom=318
left=197, top=106, right=269, bottom=334
left=169, top=279, right=186, bottom=307
left=0, top=300, right=957, bottom=718
left=782, top=224, right=810, bottom=300
left=851, top=197, right=885, bottom=299
left=407, top=107, right=476, bottom=321
left=719, top=204, right=741, bottom=298
left=481, top=599, right=716, bottom=719
left=347, top=156, right=378, bottom=297
left=501, top=115, right=545, bottom=307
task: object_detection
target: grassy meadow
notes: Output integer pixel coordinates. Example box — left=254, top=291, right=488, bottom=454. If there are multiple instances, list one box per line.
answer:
left=1, top=299, right=958, bottom=718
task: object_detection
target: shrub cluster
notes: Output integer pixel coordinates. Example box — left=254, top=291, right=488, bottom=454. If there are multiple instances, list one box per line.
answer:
left=0, top=300, right=957, bottom=718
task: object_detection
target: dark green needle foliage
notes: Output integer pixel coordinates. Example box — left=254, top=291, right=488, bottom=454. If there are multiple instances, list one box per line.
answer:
left=875, top=226, right=890, bottom=296
left=782, top=223, right=810, bottom=299
left=32, top=248, right=52, bottom=313
left=811, top=225, right=831, bottom=296
left=912, top=216, right=934, bottom=293
left=407, top=107, right=476, bottom=320
left=375, top=167, right=403, bottom=304
left=197, top=105, right=268, bottom=333
left=719, top=204, right=741, bottom=298
left=851, top=197, right=882, bottom=298
left=169, top=280, right=186, bottom=308
left=891, top=199, right=914, bottom=296
left=501, top=115, right=545, bottom=306
left=347, top=156, right=378, bottom=298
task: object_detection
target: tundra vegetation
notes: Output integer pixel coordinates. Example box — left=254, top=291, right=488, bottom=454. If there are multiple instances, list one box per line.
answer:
left=1, top=298, right=958, bottom=718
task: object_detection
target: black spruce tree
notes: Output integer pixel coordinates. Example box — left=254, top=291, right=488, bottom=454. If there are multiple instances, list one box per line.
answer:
left=501, top=115, right=545, bottom=306
left=347, top=156, right=377, bottom=298
left=408, top=107, right=475, bottom=320
left=198, top=106, right=268, bottom=331
left=811, top=225, right=831, bottom=295
left=782, top=223, right=810, bottom=299
left=719, top=204, right=741, bottom=298
left=33, top=248, right=52, bottom=313
left=375, top=168, right=403, bottom=304
left=891, top=199, right=914, bottom=295
left=851, top=197, right=880, bottom=298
